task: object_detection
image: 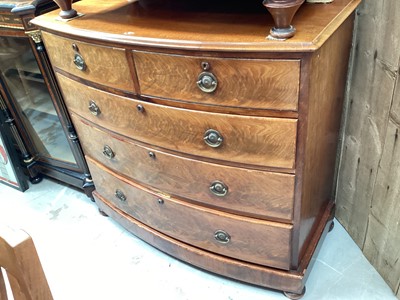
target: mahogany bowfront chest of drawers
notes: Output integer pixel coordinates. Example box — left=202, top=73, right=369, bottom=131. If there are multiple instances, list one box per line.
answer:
left=32, top=0, right=361, bottom=297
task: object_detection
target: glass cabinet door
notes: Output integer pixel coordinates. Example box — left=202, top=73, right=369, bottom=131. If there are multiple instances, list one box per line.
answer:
left=0, top=36, right=76, bottom=164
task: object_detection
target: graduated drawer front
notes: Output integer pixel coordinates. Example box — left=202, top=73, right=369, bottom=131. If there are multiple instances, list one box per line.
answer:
left=42, top=32, right=134, bottom=92
left=133, top=51, right=300, bottom=111
left=88, top=158, right=292, bottom=270
left=58, top=74, right=297, bottom=169
left=71, top=114, right=295, bottom=221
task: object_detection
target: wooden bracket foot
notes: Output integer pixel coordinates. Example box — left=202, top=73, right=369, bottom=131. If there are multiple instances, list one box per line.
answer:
left=283, top=286, right=306, bottom=299
left=328, top=220, right=335, bottom=232
left=98, top=208, right=109, bottom=217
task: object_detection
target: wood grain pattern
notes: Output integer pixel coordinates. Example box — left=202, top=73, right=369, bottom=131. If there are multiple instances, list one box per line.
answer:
left=42, top=32, right=135, bottom=92
left=336, top=1, right=400, bottom=296
left=0, top=226, right=53, bottom=300
left=31, top=0, right=361, bottom=52
left=0, top=268, right=7, bottom=299
left=297, top=15, right=355, bottom=262
left=134, top=51, right=300, bottom=111
left=363, top=120, right=400, bottom=297
left=57, top=74, right=298, bottom=169
left=88, top=158, right=293, bottom=270
left=94, top=187, right=335, bottom=295
left=337, top=0, right=400, bottom=247
left=72, top=114, right=295, bottom=221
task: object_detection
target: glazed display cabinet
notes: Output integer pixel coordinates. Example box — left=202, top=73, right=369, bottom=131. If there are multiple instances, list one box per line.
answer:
left=0, top=0, right=93, bottom=196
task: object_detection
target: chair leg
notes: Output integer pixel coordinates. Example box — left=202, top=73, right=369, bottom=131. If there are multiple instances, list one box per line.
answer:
left=0, top=268, right=9, bottom=300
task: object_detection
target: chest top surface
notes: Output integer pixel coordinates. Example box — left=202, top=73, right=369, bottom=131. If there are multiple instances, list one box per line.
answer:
left=31, top=0, right=360, bottom=52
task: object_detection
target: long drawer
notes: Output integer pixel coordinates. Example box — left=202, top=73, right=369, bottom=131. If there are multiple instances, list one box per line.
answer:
left=133, top=51, right=300, bottom=111
left=88, top=158, right=292, bottom=270
left=58, top=74, right=297, bottom=169
left=42, top=32, right=135, bottom=92
left=72, top=115, right=295, bottom=221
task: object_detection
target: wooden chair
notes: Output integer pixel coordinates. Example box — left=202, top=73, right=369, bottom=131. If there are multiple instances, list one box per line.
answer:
left=0, top=226, right=53, bottom=300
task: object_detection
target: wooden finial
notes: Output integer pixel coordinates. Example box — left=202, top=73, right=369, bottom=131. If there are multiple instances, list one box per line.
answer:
left=263, top=0, right=305, bottom=39
left=53, top=0, right=78, bottom=19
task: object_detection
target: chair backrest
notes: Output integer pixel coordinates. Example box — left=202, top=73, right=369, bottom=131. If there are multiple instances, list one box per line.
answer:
left=0, top=226, right=53, bottom=300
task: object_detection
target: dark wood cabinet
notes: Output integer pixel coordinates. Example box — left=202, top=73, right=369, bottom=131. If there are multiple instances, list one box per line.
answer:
left=0, top=0, right=93, bottom=196
left=32, top=0, right=361, bottom=298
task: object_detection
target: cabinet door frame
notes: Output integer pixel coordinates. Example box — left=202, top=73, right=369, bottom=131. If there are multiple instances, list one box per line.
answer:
left=0, top=93, right=28, bottom=191
left=0, top=6, right=94, bottom=197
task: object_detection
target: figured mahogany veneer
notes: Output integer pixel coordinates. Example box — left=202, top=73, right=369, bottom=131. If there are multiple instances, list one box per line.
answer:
left=88, top=158, right=293, bottom=269
left=71, top=114, right=296, bottom=221
left=133, top=51, right=300, bottom=111
left=43, top=33, right=135, bottom=92
left=32, top=0, right=361, bottom=297
left=56, top=73, right=298, bottom=169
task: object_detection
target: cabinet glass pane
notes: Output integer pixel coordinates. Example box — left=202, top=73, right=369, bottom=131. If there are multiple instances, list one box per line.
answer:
left=0, top=36, right=75, bottom=163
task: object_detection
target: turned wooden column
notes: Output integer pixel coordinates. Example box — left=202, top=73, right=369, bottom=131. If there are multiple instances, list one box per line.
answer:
left=263, top=0, right=305, bottom=39
left=53, top=0, right=77, bottom=19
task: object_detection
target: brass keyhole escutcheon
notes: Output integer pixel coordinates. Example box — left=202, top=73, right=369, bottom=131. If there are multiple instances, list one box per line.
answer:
left=201, top=61, right=210, bottom=70
left=137, top=104, right=145, bottom=113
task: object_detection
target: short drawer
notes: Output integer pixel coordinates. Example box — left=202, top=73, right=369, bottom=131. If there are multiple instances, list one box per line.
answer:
left=72, top=115, right=295, bottom=221
left=88, top=158, right=292, bottom=270
left=42, top=32, right=134, bottom=92
left=133, top=51, right=300, bottom=111
left=58, top=74, right=297, bottom=169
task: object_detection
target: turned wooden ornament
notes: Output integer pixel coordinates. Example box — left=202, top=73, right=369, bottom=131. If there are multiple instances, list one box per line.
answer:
left=263, top=0, right=305, bottom=39
left=53, top=0, right=77, bottom=19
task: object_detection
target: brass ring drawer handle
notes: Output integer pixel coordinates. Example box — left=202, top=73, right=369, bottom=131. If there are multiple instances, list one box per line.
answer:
left=102, top=145, right=115, bottom=159
left=197, top=71, right=218, bottom=93
left=88, top=100, right=100, bottom=116
left=210, top=181, right=228, bottom=197
left=73, top=53, right=86, bottom=71
left=204, top=129, right=223, bottom=148
left=214, top=230, right=230, bottom=244
left=115, top=189, right=126, bottom=202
